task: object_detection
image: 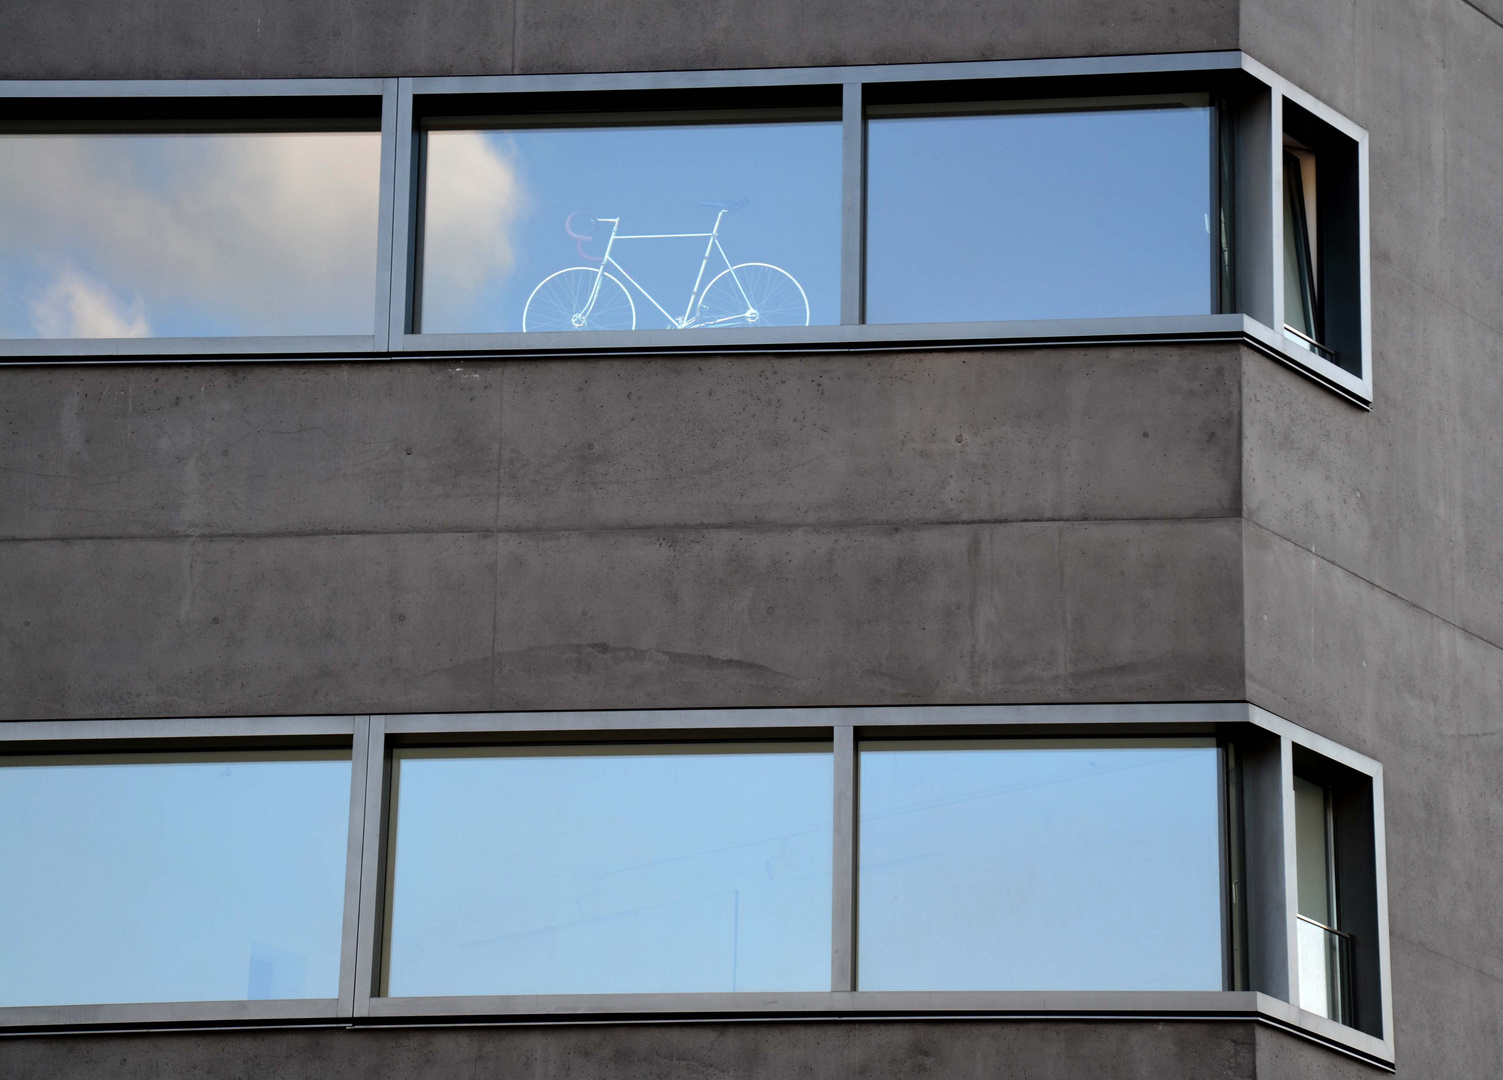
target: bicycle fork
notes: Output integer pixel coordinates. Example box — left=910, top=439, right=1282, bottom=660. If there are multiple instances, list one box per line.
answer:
left=679, top=211, right=728, bottom=326
left=579, top=219, right=623, bottom=326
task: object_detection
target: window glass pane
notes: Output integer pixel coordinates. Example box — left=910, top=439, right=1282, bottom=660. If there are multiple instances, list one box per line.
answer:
left=419, top=122, right=842, bottom=334
left=858, top=739, right=1223, bottom=991
left=1294, top=775, right=1332, bottom=923
left=0, top=132, right=381, bottom=338
left=0, top=751, right=351, bottom=1006
left=385, top=743, right=832, bottom=996
left=1282, top=150, right=1319, bottom=340
left=865, top=105, right=1214, bottom=324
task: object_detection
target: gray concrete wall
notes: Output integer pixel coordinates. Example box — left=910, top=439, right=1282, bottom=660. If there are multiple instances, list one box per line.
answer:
left=1238, top=1, right=1503, bottom=1076
left=0, top=347, right=1244, bottom=718
left=0, top=0, right=1239, bottom=80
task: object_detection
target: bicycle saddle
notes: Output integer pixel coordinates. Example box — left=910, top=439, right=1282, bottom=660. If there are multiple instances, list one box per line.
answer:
left=699, top=197, right=750, bottom=212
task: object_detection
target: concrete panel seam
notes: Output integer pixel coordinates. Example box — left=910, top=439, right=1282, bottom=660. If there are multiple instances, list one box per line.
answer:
left=1242, top=517, right=1503, bottom=661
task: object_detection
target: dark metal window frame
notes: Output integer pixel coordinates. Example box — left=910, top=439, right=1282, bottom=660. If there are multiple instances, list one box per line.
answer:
left=0, top=702, right=1391, bottom=1068
left=0, top=52, right=1370, bottom=406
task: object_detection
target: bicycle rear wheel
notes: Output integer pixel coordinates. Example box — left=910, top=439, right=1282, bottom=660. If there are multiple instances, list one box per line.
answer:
left=696, top=263, right=809, bottom=328
left=523, top=267, right=636, bottom=332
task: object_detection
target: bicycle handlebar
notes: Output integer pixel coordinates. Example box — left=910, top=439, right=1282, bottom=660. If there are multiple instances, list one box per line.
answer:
left=564, top=212, right=604, bottom=263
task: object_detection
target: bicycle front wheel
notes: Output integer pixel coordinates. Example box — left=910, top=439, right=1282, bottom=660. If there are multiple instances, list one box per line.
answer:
left=523, top=267, right=637, bottom=332
left=696, top=263, right=809, bottom=328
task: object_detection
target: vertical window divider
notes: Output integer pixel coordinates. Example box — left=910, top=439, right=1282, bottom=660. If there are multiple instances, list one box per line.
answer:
left=830, top=723, right=857, bottom=992
left=338, top=715, right=373, bottom=1018
left=387, top=79, right=418, bottom=350
left=839, top=81, right=866, bottom=327
left=352, top=714, right=390, bottom=1016
left=372, top=82, right=400, bottom=353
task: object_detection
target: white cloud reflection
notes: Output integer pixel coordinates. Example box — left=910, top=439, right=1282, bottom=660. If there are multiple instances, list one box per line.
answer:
left=419, top=131, right=527, bottom=330
left=29, top=269, right=150, bottom=338
left=0, top=131, right=382, bottom=338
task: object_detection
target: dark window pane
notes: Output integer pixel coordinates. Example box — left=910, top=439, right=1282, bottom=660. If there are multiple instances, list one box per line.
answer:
left=385, top=744, right=832, bottom=996
left=419, top=123, right=842, bottom=333
left=0, top=752, right=351, bottom=1006
left=866, top=106, right=1214, bottom=324
left=0, top=133, right=382, bottom=338
left=858, top=740, right=1223, bottom=990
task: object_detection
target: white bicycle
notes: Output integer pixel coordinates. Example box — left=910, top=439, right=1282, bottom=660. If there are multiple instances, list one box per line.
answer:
left=522, top=199, right=809, bottom=332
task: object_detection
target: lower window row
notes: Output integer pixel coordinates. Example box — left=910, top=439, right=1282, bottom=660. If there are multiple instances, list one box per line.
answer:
left=0, top=734, right=1350, bottom=1013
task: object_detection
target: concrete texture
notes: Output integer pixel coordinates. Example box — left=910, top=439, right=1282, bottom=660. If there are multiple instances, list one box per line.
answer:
left=0, top=348, right=1242, bottom=542
left=0, top=0, right=1240, bottom=80
left=0, top=1019, right=1388, bottom=1079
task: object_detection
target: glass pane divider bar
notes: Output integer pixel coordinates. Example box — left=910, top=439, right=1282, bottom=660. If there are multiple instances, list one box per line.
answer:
left=337, top=716, right=373, bottom=1018
left=830, top=724, right=857, bottom=990
left=371, top=82, right=400, bottom=352
left=388, top=79, right=418, bottom=346
left=839, top=80, right=865, bottom=326
left=351, top=714, right=389, bottom=1018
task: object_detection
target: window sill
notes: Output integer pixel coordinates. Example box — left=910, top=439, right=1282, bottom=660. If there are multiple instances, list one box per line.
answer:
left=0, top=314, right=1370, bottom=406
left=0, top=991, right=1392, bottom=1068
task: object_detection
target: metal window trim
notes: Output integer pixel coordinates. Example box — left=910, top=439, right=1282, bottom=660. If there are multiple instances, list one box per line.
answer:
left=0, top=715, right=357, bottom=743
left=1247, top=704, right=1393, bottom=1056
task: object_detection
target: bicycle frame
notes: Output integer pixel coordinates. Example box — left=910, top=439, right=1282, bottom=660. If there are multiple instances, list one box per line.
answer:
left=580, top=210, right=751, bottom=329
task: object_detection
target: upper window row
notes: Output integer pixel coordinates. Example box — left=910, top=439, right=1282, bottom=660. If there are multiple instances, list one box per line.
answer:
left=0, top=58, right=1370, bottom=398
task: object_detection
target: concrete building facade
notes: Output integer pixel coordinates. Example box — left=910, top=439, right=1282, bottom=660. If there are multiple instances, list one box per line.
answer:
left=1, top=0, right=1500, bottom=1077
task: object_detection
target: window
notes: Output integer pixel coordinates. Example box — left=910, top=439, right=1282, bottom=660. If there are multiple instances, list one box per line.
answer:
left=0, top=750, right=351, bottom=1007
left=0, top=125, right=383, bottom=339
left=1294, top=774, right=1350, bottom=1023
left=857, top=738, right=1224, bottom=990
left=865, top=99, right=1215, bottom=325
left=0, top=705, right=1392, bottom=1064
left=416, top=111, right=842, bottom=335
left=1282, top=142, right=1322, bottom=351
left=0, top=57, right=1372, bottom=403
left=1274, top=96, right=1365, bottom=382
left=382, top=741, right=833, bottom=996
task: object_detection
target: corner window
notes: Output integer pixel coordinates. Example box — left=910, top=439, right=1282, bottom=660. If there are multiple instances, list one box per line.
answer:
left=1294, top=774, right=1351, bottom=1023
left=416, top=110, right=842, bottom=335
left=1276, top=98, right=1364, bottom=379
left=864, top=99, right=1215, bottom=325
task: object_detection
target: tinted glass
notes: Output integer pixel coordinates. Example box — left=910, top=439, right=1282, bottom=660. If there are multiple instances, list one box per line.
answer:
left=0, top=132, right=381, bottom=338
left=0, top=752, right=351, bottom=1006
left=385, top=744, right=832, bottom=996
left=419, top=122, right=842, bottom=333
left=1294, top=776, right=1332, bottom=923
left=866, top=105, right=1214, bottom=324
left=858, top=740, right=1223, bottom=990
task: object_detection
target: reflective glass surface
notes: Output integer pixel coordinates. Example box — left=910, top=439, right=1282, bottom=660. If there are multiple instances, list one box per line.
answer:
left=0, top=132, right=381, bottom=338
left=0, top=752, right=351, bottom=1006
left=384, top=744, right=833, bottom=996
left=419, top=122, right=842, bottom=333
left=865, top=105, right=1214, bottom=324
left=858, top=740, right=1223, bottom=991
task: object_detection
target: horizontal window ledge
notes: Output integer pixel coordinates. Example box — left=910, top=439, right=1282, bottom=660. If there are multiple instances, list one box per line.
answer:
left=0, top=316, right=1369, bottom=406
left=0, top=992, right=1391, bottom=1068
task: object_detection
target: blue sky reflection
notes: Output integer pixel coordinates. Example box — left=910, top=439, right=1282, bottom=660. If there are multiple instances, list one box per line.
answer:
left=858, top=742, right=1223, bottom=991
left=866, top=106, right=1214, bottom=324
